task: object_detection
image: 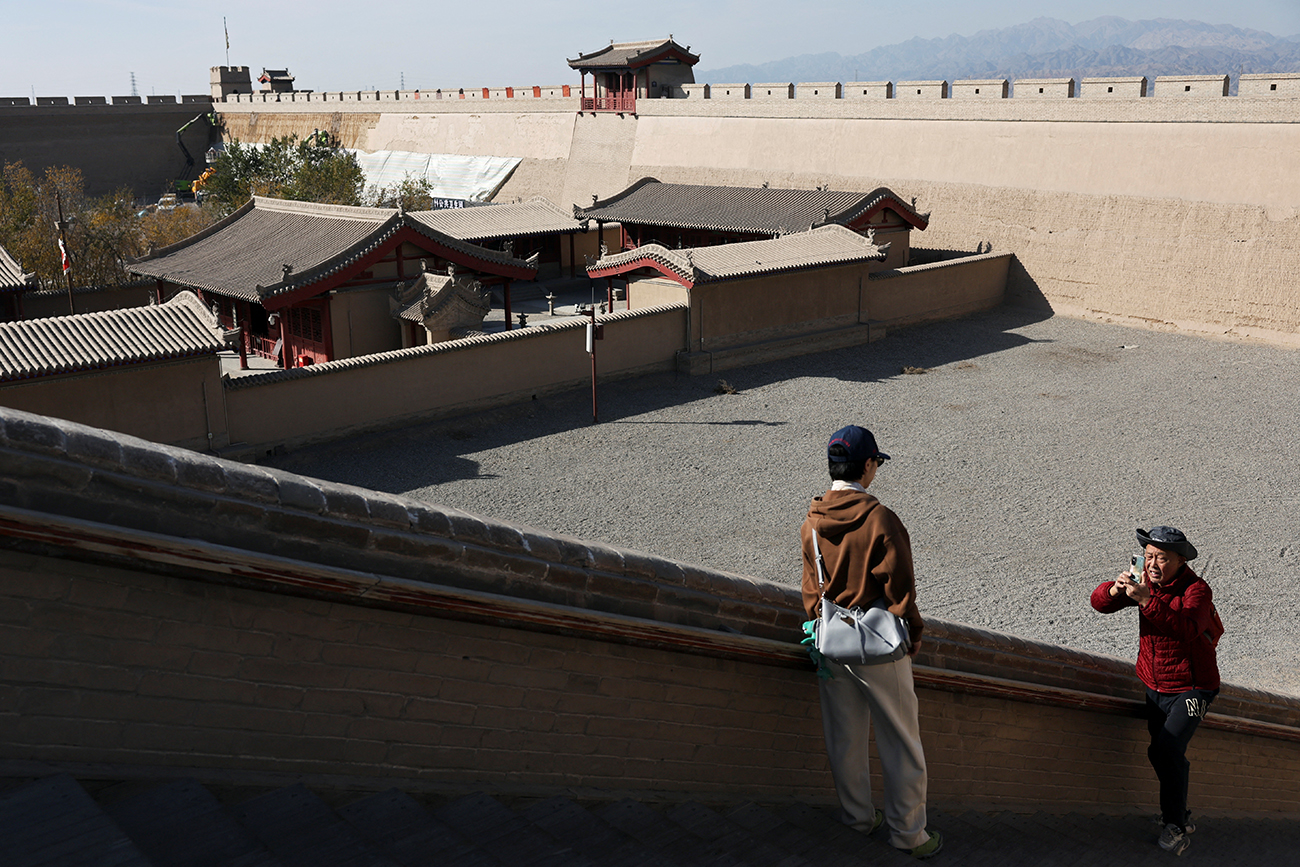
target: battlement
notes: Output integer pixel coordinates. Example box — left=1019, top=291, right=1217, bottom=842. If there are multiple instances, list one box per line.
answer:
left=7, top=68, right=1298, bottom=114
left=0, top=95, right=212, bottom=108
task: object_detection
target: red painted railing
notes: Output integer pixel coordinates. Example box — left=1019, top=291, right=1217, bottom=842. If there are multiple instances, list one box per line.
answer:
left=581, top=94, right=636, bottom=112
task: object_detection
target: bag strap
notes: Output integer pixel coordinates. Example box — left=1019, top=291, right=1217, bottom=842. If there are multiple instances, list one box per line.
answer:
left=810, top=527, right=828, bottom=597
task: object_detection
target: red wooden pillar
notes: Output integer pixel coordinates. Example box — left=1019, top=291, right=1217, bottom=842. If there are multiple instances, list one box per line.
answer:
left=278, top=314, right=289, bottom=369
left=155, top=279, right=165, bottom=305
left=503, top=279, right=512, bottom=330
left=606, top=277, right=613, bottom=310
left=568, top=233, right=576, bottom=279
left=237, top=302, right=248, bottom=370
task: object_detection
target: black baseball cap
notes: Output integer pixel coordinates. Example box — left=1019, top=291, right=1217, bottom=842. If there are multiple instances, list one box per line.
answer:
left=827, top=425, right=890, bottom=463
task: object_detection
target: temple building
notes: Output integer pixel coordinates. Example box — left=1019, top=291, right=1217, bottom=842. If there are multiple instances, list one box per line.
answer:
left=128, top=198, right=539, bottom=368
left=576, top=179, right=929, bottom=269
left=568, top=38, right=700, bottom=112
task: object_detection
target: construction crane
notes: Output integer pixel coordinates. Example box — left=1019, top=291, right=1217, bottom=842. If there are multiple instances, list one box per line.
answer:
left=173, top=111, right=217, bottom=195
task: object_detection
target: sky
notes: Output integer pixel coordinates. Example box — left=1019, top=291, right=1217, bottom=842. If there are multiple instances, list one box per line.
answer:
left=3, top=1, right=1299, bottom=98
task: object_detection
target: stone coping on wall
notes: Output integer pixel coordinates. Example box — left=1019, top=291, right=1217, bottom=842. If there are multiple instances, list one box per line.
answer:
left=206, top=94, right=1300, bottom=124
left=1, top=406, right=1297, bottom=740
left=222, top=303, right=687, bottom=390
left=870, top=250, right=1011, bottom=279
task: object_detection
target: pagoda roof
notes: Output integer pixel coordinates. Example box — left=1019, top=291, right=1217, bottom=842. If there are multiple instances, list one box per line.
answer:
left=576, top=178, right=929, bottom=235
left=586, top=224, right=886, bottom=288
left=128, top=197, right=537, bottom=309
left=0, top=291, right=226, bottom=383
left=568, top=38, right=699, bottom=71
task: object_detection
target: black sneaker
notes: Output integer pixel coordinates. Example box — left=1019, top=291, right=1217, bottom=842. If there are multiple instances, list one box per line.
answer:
left=1158, top=823, right=1191, bottom=855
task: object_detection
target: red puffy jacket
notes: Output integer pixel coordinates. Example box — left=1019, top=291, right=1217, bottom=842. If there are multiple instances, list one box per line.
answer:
left=1091, top=566, right=1221, bottom=693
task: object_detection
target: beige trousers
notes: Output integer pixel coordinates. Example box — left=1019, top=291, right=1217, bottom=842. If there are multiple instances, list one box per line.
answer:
left=818, top=655, right=930, bottom=850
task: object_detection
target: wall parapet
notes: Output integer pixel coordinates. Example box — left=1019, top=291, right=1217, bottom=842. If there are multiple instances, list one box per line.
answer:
left=14, top=68, right=1300, bottom=113
left=2, top=405, right=1298, bottom=810
left=1, top=404, right=1297, bottom=737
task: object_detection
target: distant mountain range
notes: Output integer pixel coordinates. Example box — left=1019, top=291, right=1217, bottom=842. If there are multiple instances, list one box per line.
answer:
left=695, top=17, right=1300, bottom=90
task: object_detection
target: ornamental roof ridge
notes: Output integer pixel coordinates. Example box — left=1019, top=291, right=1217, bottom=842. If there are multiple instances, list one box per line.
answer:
left=400, top=214, right=540, bottom=276
left=256, top=219, right=404, bottom=301
left=251, top=196, right=397, bottom=221
left=0, top=243, right=34, bottom=289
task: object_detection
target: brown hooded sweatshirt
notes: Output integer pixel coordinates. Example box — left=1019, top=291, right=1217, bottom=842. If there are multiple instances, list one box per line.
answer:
left=801, top=489, right=924, bottom=645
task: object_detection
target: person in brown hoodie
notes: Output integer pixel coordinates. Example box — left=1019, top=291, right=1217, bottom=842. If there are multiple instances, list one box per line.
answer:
left=801, top=425, right=941, bottom=860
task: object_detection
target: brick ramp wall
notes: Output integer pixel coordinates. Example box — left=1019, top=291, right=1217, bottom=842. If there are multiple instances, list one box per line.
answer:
left=2, top=407, right=1298, bottom=812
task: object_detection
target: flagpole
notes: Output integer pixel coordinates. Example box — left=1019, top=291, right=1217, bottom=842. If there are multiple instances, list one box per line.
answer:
left=224, top=17, right=230, bottom=66
left=55, top=189, right=75, bottom=316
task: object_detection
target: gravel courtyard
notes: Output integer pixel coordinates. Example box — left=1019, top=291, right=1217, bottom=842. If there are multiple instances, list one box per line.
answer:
left=268, top=307, right=1300, bottom=697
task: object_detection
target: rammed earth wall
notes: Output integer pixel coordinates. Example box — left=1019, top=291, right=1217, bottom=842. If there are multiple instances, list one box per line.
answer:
left=209, top=95, right=1300, bottom=346
left=2, top=406, right=1299, bottom=811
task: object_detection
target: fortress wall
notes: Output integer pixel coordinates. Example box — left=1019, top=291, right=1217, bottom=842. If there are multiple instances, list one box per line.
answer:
left=624, top=114, right=1300, bottom=209
left=613, top=112, right=1300, bottom=343
left=3, top=407, right=1298, bottom=811
left=636, top=160, right=1300, bottom=346
left=0, top=103, right=214, bottom=198
left=218, top=110, right=384, bottom=150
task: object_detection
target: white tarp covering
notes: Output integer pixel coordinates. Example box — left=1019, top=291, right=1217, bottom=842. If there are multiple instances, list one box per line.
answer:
left=347, top=151, right=522, bottom=202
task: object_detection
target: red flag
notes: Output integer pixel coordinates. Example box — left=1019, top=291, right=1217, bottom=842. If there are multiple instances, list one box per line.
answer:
left=58, top=238, right=70, bottom=274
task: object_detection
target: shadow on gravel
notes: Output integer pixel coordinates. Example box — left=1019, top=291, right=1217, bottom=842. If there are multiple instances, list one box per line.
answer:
left=265, top=304, right=1052, bottom=493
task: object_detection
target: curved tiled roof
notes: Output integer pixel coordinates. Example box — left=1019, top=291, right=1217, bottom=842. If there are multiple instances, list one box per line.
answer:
left=128, top=197, right=539, bottom=304
left=587, top=224, right=885, bottom=285
left=0, top=291, right=226, bottom=382
left=129, top=198, right=399, bottom=303
left=567, top=38, right=700, bottom=70
left=0, top=243, right=34, bottom=291
left=407, top=198, right=579, bottom=241
left=576, top=178, right=929, bottom=235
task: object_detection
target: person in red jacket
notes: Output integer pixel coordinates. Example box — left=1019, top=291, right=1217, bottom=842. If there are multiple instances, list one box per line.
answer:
left=1091, top=526, right=1221, bottom=856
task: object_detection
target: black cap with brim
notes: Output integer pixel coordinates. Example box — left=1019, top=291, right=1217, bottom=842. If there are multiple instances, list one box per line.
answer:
left=1136, top=526, right=1198, bottom=560
left=827, top=425, right=890, bottom=463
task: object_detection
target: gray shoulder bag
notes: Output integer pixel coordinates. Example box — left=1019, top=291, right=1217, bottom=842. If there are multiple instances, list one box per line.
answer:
left=810, top=530, right=911, bottom=665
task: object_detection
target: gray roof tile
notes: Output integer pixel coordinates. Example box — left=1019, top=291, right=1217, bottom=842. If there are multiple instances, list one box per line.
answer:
left=408, top=198, right=579, bottom=241
left=577, top=178, right=929, bottom=235
left=568, top=38, right=700, bottom=70
left=128, top=197, right=538, bottom=305
left=0, top=291, right=226, bottom=382
left=129, top=197, right=396, bottom=303
left=0, top=243, right=34, bottom=290
left=588, top=224, right=885, bottom=284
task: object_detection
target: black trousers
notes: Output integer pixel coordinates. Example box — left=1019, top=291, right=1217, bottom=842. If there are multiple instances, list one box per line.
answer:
left=1145, top=687, right=1217, bottom=826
